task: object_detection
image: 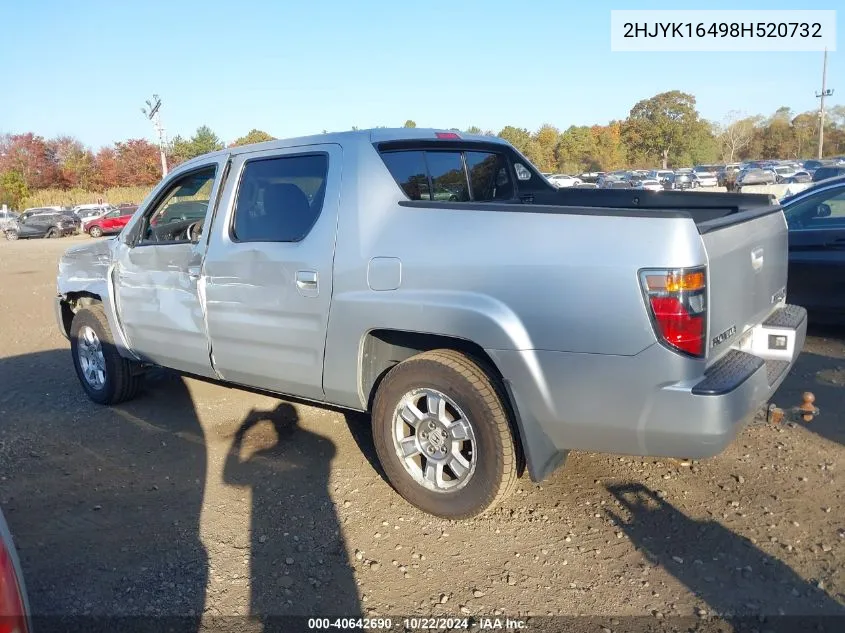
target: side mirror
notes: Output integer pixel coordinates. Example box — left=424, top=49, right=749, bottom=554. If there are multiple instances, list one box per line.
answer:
left=816, top=203, right=832, bottom=218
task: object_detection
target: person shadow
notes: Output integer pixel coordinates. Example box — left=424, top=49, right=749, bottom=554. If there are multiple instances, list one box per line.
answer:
left=605, top=483, right=844, bottom=631
left=222, top=402, right=360, bottom=624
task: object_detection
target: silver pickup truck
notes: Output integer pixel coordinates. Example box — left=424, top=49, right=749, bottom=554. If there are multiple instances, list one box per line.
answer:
left=56, top=128, right=806, bottom=519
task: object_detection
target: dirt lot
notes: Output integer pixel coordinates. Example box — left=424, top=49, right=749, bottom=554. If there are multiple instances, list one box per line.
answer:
left=0, top=235, right=843, bottom=632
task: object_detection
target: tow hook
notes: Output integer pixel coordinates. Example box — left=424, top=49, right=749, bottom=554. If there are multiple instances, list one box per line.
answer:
left=768, top=392, right=819, bottom=424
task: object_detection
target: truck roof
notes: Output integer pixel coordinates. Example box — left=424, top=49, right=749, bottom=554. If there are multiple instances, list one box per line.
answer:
left=177, top=128, right=508, bottom=170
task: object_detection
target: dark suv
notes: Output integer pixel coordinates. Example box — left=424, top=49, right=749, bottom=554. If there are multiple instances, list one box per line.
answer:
left=813, top=165, right=845, bottom=182
left=663, top=173, right=694, bottom=190
left=4, top=212, right=77, bottom=240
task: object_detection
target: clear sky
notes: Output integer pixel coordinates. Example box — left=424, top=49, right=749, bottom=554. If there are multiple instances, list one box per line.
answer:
left=0, top=0, right=841, bottom=149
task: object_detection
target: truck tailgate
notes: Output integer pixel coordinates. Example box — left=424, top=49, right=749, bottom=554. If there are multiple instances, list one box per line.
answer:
left=700, top=208, right=789, bottom=363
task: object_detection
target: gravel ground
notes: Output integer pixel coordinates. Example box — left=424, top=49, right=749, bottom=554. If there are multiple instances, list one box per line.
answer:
left=0, top=235, right=843, bottom=632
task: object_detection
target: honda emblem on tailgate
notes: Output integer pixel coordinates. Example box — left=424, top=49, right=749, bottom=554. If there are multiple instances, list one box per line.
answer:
left=751, top=247, right=764, bottom=271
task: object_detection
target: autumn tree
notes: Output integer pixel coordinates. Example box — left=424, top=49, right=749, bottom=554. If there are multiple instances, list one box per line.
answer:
left=114, top=139, right=162, bottom=186
left=231, top=129, right=275, bottom=147
left=49, top=136, right=96, bottom=189
left=0, top=133, right=59, bottom=189
left=791, top=112, right=819, bottom=158
left=622, top=91, right=708, bottom=168
left=0, top=171, right=29, bottom=209
left=403, top=120, right=417, bottom=128
left=716, top=111, right=756, bottom=162
left=591, top=123, right=627, bottom=171
left=528, top=124, right=560, bottom=173
left=93, top=147, right=119, bottom=189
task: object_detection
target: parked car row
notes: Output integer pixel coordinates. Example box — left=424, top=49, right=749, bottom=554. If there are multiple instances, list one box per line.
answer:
left=554, top=157, right=845, bottom=194
left=2, top=202, right=143, bottom=240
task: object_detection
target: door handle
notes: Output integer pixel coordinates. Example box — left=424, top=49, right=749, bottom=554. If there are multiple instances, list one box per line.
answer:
left=188, top=266, right=201, bottom=280
left=295, top=270, right=318, bottom=289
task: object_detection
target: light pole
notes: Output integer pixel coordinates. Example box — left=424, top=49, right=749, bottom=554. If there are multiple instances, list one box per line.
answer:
left=141, top=95, right=168, bottom=177
left=815, top=48, right=834, bottom=160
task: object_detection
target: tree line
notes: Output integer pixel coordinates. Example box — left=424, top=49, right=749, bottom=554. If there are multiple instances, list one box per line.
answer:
left=2, top=91, right=844, bottom=209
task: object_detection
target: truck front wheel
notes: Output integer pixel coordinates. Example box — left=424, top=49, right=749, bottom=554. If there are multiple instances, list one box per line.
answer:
left=372, top=349, right=518, bottom=519
left=70, top=305, right=145, bottom=405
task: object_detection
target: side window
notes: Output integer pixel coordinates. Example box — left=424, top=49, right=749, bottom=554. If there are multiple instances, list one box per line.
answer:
left=465, top=151, right=513, bottom=201
left=785, top=188, right=845, bottom=230
left=426, top=152, right=469, bottom=202
left=232, top=154, right=328, bottom=242
left=138, top=166, right=217, bottom=244
left=381, top=151, right=431, bottom=200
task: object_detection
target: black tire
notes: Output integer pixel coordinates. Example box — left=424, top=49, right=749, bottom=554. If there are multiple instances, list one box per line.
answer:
left=70, top=304, right=145, bottom=405
left=46, top=227, right=59, bottom=238
left=89, top=226, right=103, bottom=238
left=372, top=349, right=518, bottom=519
left=5, top=230, right=18, bottom=241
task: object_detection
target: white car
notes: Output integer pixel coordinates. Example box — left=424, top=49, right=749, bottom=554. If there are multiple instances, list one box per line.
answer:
left=637, top=179, right=664, bottom=192
left=548, top=174, right=583, bottom=188
left=647, top=170, right=674, bottom=182
left=692, top=166, right=720, bottom=187
left=73, top=204, right=113, bottom=221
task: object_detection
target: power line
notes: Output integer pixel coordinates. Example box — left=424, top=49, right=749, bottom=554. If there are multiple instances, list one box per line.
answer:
left=815, top=48, right=834, bottom=160
left=141, top=94, right=169, bottom=177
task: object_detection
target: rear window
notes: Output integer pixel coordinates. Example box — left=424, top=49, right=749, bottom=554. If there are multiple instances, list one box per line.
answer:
left=380, top=149, right=514, bottom=202
left=427, top=152, right=469, bottom=202
left=380, top=151, right=431, bottom=200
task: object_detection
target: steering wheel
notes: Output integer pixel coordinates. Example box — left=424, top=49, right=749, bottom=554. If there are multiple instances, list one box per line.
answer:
left=187, top=221, right=203, bottom=243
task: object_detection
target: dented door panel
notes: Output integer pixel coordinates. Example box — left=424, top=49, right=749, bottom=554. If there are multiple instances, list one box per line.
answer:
left=113, top=156, right=228, bottom=377
left=202, top=144, right=342, bottom=400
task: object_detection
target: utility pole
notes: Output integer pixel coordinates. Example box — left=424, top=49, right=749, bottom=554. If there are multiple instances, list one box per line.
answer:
left=815, top=48, right=834, bottom=160
left=141, top=95, right=168, bottom=177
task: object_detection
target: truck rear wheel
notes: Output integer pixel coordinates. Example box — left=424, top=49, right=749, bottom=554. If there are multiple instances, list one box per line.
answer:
left=372, top=349, right=518, bottom=519
left=70, top=305, right=144, bottom=405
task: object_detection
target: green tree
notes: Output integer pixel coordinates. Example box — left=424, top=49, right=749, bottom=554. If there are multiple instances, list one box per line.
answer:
left=231, top=129, right=275, bottom=147
left=622, top=91, right=707, bottom=168
left=465, top=126, right=483, bottom=135
left=497, top=126, right=532, bottom=154
left=403, top=120, right=417, bottom=128
left=0, top=170, right=30, bottom=210
left=170, top=125, right=224, bottom=163
left=556, top=126, right=597, bottom=172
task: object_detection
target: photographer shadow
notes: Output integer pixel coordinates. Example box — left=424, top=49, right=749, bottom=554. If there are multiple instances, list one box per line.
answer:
left=222, top=402, right=360, bottom=619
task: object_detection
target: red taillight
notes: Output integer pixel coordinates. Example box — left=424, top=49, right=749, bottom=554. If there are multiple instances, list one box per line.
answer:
left=435, top=131, right=461, bottom=139
left=640, top=267, right=707, bottom=358
left=0, top=540, right=28, bottom=633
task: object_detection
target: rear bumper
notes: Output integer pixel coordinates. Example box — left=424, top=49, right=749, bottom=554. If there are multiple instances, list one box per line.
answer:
left=489, top=304, right=807, bottom=481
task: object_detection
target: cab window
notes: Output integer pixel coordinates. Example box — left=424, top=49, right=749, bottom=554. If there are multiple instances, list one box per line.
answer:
left=231, top=154, right=328, bottom=242
left=137, top=166, right=217, bottom=244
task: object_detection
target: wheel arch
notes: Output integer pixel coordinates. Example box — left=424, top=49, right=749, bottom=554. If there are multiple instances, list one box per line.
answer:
left=359, top=328, right=526, bottom=477
left=59, top=291, right=103, bottom=338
